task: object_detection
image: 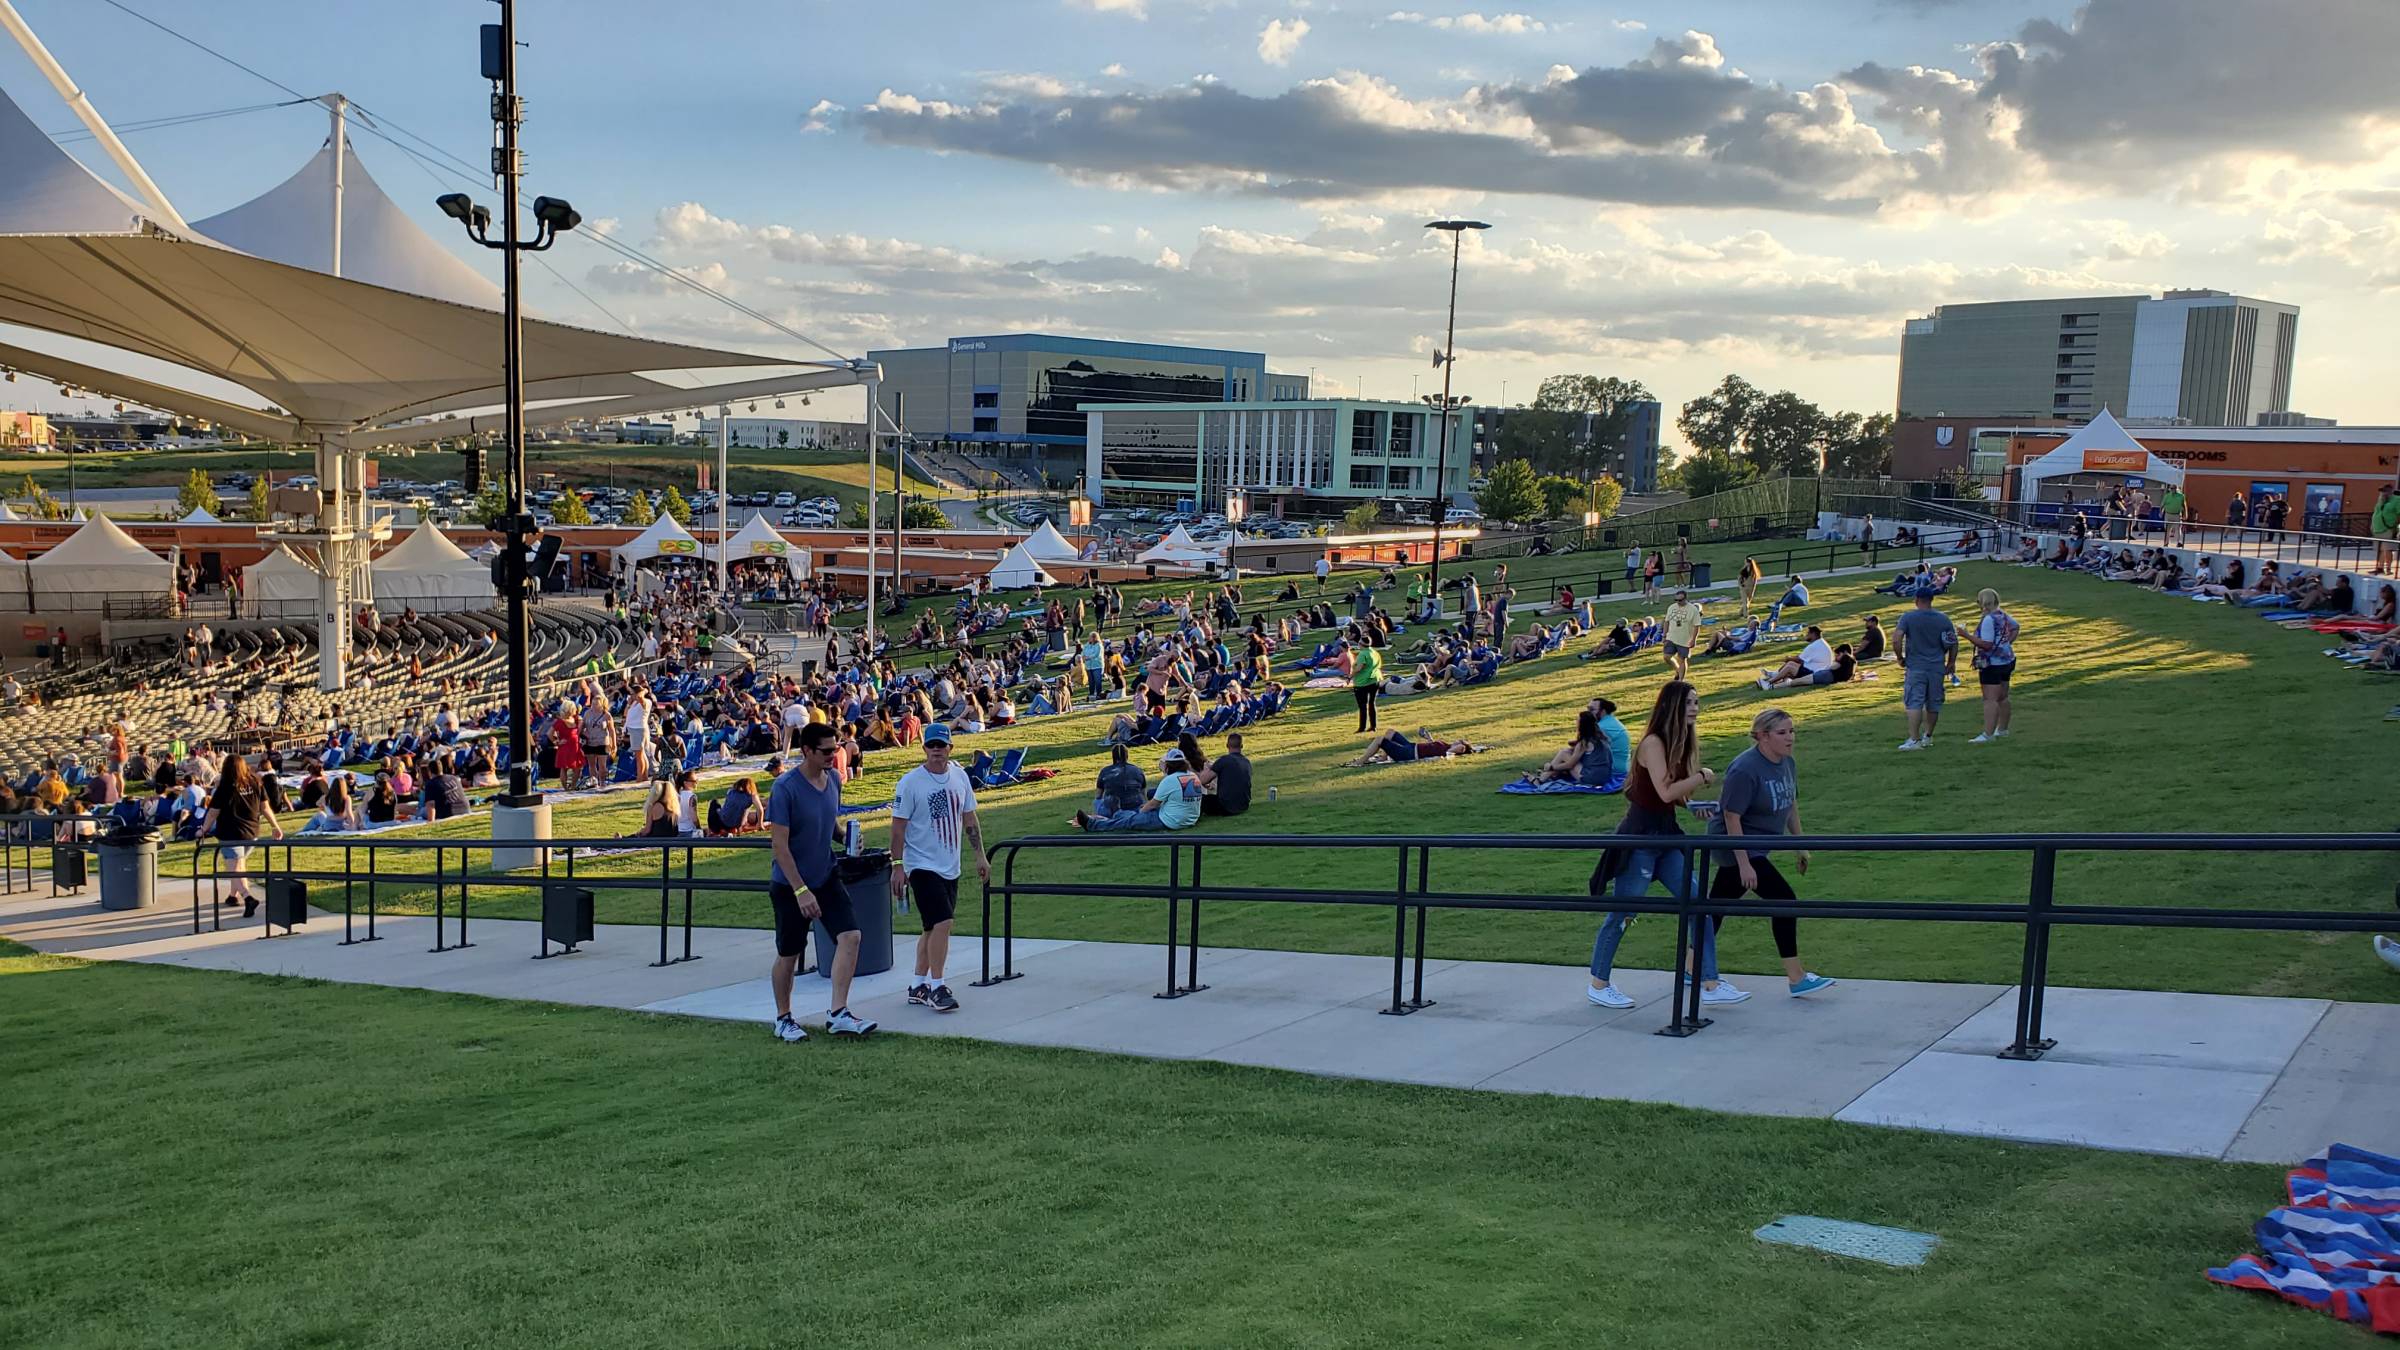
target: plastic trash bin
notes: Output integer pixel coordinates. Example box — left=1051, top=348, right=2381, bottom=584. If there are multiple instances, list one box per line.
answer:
left=97, top=828, right=158, bottom=911
left=1691, top=561, right=1714, bottom=588
left=814, top=850, right=895, bottom=978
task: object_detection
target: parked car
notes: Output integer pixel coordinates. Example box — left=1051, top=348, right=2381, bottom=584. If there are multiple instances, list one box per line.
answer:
left=772, top=491, right=798, bottom=507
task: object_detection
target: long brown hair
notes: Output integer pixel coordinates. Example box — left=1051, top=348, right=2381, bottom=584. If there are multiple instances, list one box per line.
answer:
left=1639, top=680, right=1699, bottom=777
left=220, top=752, right=260, bottom=798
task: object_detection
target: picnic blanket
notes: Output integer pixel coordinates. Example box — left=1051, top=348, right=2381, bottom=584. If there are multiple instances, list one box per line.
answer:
left=2206, top=1142, right=2400, bottom=1333
left=1301, top=675, right=1349, bottom=690
left=1498, top=776, right=1625, bottom=796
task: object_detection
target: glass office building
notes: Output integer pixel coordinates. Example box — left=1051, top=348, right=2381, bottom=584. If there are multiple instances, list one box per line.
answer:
left=1083, top=400, right=1470, bottom=516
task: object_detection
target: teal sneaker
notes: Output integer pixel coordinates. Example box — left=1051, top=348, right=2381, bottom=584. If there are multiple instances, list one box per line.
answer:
left=1788, top=973, right=1837, bottom=997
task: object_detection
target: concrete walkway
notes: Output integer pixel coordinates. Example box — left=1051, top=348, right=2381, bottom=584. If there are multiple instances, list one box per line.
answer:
left=7, top=878, right=2394, bottom=1165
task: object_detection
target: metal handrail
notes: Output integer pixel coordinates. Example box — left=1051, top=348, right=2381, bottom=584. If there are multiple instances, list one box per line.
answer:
left=981, top=830, right=2400, bottom=1058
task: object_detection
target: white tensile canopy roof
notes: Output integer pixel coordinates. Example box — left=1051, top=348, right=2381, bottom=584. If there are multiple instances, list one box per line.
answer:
left=708, top=512, right=804, bottom=574
left=0, top=85, right=870, bottom=448
left=369, top=522, right=491, bottom=606
left=245, top=544, right=322, bottom=603
left=1022, top=519, right=1080, bottom=561
left=26, top=512, right=171, bottom=599
left=0, top=500, right=18, bottom=521
left=2019, top=408, right=2185, bottom=489
left=1138, top=524, right=1221, bottom=564
left=985, top=542, right=1056, bottom=591
left=194, top=139, right=503, bottom=311
left=619, top=512, right=702, bottom=566
left=177, top=504, right=220, bottom=524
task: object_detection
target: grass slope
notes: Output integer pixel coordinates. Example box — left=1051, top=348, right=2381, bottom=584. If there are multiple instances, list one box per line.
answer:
left=0, top=940, right=2340, bottom=1350
left=216, top=563, right=2400, bottom=1003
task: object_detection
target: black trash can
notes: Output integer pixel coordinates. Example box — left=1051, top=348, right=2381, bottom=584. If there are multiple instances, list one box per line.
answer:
left=1690, top=561, right=1714, bottom=588
left=815, top=850, right=895, bottom=978
left=97, top=827, right=159, bottom=911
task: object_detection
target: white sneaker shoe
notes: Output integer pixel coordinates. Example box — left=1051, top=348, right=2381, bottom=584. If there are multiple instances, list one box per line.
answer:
left=1993, top=729, right=2011, bottom=739
left=1586, top=983, right=1634, bottom=1009
left=1897, top=738, right=1925, bottom=751
left=1968, top=733, right=1993, bottom=745
left=826, top=1008, right=877, bottom=1036
left=1756, top=677, right=1773, bottom=691
left=1700, top=980, right=1752, bottom=1005
left=772, top=1013, right=809, bottom=1043
left=2376, top=935, right=2400, bottom=973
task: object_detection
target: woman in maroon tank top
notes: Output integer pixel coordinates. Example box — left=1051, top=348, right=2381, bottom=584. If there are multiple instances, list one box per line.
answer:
left=1586, top=681, right=1735, bottom=1010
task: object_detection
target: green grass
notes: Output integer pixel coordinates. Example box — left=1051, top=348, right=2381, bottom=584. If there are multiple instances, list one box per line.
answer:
left=208, top=562, right=2400, bottom=1003
left=0, top=939, right=2344, bottom=1349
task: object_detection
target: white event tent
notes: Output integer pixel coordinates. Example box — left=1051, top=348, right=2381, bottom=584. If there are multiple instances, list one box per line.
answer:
left=2015, top=408, right=2185, bottom=499
left=618, top=513, right=703, bottom=567
left=27, top=513, right=172, bottom=603
left=985, top=542, right=1056, bottom=591
left=244, top=545, right=323, bottom=605
left=369, top=522, right=491, bottom=609
left=1137, top=525, right=1222, bottom=565
left=1023, top=519, right=1081, bottom=562
left=708, top=512, right=804, bottom=574
left=177, top=504, right=220, bottom=524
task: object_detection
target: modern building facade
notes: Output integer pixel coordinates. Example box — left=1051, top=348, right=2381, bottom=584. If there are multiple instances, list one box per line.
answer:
left=1082, top=399, right=1471, bottom=517
left=1898, top=290, right=2299, bottom=426
left=1462, top=401, right=1664, bottom=492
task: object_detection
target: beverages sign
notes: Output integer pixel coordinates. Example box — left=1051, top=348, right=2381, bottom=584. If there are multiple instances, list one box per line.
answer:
left=748, top=540, right=788, bottom=556
left=2080, top=449, right=2147, bottom=471
left=657, top=538, right=699, bottom=555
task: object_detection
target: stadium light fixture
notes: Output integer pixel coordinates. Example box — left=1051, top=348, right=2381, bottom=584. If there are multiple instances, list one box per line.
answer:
left=1422, top=219, right=1489, bottom=597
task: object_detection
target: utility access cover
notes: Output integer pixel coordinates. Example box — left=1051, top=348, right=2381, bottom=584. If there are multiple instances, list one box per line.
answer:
left=1754, top=1215, right=1941, bottom=1268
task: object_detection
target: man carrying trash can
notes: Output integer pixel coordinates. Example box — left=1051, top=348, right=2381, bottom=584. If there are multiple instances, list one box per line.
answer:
left=888, top=724, right=989, bottom=1015
left=765, top=722, right=875, bottom=1043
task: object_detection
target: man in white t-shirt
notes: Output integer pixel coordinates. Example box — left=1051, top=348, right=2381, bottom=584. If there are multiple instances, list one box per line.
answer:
left=1757, top=625, right=1836, bottom=689
left=1313, top=555, right=1332, bottom=591
left=888, top=724, right=988, bottom=1013
left=1661, top=590, right=1705, bottom=681
left=780, top=696, right=809, bottom=752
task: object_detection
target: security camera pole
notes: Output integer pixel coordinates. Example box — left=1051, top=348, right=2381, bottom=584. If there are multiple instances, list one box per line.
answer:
left=438, top=0, right=581, bottom=819
left=1423, top=219, right=1489, bottom=601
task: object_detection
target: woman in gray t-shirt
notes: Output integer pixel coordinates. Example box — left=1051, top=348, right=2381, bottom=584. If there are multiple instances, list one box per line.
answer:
left=1702, top=708, right=1836, bottom=998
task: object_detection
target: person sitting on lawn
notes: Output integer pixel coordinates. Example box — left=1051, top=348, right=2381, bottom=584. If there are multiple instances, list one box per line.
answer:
left=1093, top=743, right=1148, bottom=815
left=1757, top=626, right=1834, bottom=688
left=1856, top=614, right=1887, bottom=662
left=2304, top=573, right=2357, bottom=614
left=1698, top=620, right=1759, bottom=659
left=1072, top=750, right=1205, bottom=832
left=1761, top=642, right=1859, bottom=690
left=1591, top=619, right=1638, bottom=659
left=1346, top=726, right=1481, bottom=766
left=1776, top=576, right=1810, bottom=610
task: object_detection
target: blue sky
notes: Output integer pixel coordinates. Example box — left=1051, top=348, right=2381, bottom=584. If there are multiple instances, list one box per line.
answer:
left=4, top=0, right=2397, bottom=436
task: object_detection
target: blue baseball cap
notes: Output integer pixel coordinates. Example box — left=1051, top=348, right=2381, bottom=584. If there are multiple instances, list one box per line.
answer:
left=924, top=723, right=954, bottom=745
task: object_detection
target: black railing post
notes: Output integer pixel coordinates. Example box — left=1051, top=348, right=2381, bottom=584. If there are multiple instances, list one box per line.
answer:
left=341, top=843, right=355, bottom=945
left=651, top=844, right=671, bottom=968
left=681, top=842, right=697, bottom=964
left=430, top=845, right=448, bottom=952
left=1155, top=843, right=1187, bottom=999
left=2001, top=846, right=2058, bottom=1060
left=456, top=845, right=472, bottom=949
left=1656, top=843, right=1711, bottom=1037
left=366, top=842, right=380, bottom=942
left=1406, top=845, right=1433, bottom=1011
left=1380, top=844, right=1413, bottom=1015
left=1180, top=843, right=1207, bottom=995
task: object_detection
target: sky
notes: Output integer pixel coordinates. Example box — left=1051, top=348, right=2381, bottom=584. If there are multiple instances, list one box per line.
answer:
left=3, top=0, right=2398, bottom=445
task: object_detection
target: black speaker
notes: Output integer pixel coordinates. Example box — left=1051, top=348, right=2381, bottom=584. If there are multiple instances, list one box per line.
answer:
left=462, top=443, right=484, bottom=494
left=51, top=847, right=86, bottom=890
left=531, top=534, right=563, bottom=582
left=264, top=878, right=308, bottom=930
left=543, top=884, right=596, bottom=951
left=1603, top=529, right=1618, bottom=545
left=1676, top=522, right=1691, bottom=539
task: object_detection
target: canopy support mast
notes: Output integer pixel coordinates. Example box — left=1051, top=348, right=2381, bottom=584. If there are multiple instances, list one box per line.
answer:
left=0, top=0, right=191, bottom=232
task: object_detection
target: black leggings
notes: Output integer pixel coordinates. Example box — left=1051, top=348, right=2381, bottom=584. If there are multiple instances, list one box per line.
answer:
left=1353, top=683, right=1379, bottom=731
left=1708, top=855, right=1800, bottom=959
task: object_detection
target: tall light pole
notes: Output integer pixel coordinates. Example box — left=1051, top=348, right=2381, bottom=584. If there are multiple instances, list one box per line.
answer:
left=715, top=404, right=730, bottom=595
left=1424, top=219, right=1489, bottom=601
left=437, top=0, right=582, bottom=815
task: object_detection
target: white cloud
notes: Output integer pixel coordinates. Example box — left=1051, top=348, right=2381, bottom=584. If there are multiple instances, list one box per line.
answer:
left=1101, top=62, right=1128, bottom=77
left=1258, top=17, right=1310, bottom=66
left=1614, top=18, right=1645, bottom=31
left=1386, top=11, right=1548, bottom=35
left=1067, top=0, right=1147, bottom=17
left=801, top=99, right=843, bottom=134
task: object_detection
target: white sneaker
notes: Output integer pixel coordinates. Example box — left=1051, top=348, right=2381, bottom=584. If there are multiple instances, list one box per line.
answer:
left=1756, top=676, right=1773, bottom=691
left=772, top=1013, right=808, bottom=1043
left=1897, top=738, right=1925, bottom=751
left=826, top=1008, right=877, bottom=1036
left=1993, top=729, right=2011, bottom=739
left=2376, top=935, right=2400, bottom=973
left=1700, top=980, right=1751, bottom=1005
left=1586, top=983, right=1634, bottom=1009
left=1968, top=733, right=1993, bottom=744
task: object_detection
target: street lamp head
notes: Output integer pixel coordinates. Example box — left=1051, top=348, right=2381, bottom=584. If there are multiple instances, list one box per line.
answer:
left=436, top=192, right=476, bottom=222
left=531, top=196, right=582, bottom=232
left=1425, top=219, right=1492, bottom=233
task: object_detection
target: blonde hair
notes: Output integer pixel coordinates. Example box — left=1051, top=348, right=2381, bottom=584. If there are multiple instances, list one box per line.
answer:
left=1750, top=707, right=1793, bottom=739
left=1976, top=587, right=2000, bottom=611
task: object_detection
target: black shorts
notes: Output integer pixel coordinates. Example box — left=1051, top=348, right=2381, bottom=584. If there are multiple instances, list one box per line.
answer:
left=768, top=873, right=857, bottom=957
left=906, top=870, right=958, bottom=929
left=1978, top=661, right=2015, bottom=686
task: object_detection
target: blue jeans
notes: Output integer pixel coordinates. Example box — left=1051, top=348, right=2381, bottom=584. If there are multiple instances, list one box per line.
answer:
left=1085, top=666, right=1104, bottom=699
left=1086, top=807, right=1166, bottom=832
left=1590, top=846, right=1717, bottom=983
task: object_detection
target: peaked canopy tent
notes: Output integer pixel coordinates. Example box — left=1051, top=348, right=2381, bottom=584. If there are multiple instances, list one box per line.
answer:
left=2015, top=409, right=2184, bottom=515
left=244, top=544, right=323, bottom=607
left=617, top=513, right=704, bottom=568
left=369, top=522, right=491, bottom=611
left=177, top=504, right=219, bottom=524
left=0, top=500, right=18, bottom=522
left=985, top=542, right=1056, bottom=591
left=1023, top=519, right=1081, bottom=562
left=707, top=512, right=805, bottom=575
left=25, top=512, right=171, bottom=604
left=1137, top=524, right=1222, bottom=565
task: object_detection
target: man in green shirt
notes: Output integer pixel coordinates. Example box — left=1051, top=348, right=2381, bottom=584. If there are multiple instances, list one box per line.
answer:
left=2159, top=486, right=2188, bottom=545
left=2372, top=487, right=2400, bottom=578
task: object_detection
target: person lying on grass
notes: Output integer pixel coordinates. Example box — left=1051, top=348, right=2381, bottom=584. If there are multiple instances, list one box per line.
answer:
left=1760, top=642, right=1860, bottom=690
left=1346, top=726, right=1481, bottom=766
left=1506, top=619, right=1581, bottom=661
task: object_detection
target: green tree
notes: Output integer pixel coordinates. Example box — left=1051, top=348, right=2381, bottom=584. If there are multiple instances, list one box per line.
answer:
left=1742, top=390, right=1826, bottom=477
left=248, top=476, right=270, bottom=522
left=1535, top=474, right=1585, bottom=520
left=465, top=484, right=509, bottom=527
left=776, top=429, right=790, bottom=448
left=1492, top=407, right=1579, bottom=476
left=658, top=484, right=692, bottom=525
left=1535, top=374, right=1657, bottom=481
left=550, top=489, right=592, bottom=525
left=622, top=491, right=656, bottom=526
left=1672, top=448, right=1754, bottom=498
left=1340, top=501, right=1382, bottom=533
left=903, top=499, right=947, bottom=529
left=1677, top=374, right=1761, bottom=457
left=16, top=474, right=61, bottom=520
left=1935, top=464, right=1987, bottom=504
left=1475, top=458, right=1541, bottom=523
left=175, top=467, right=220, bottom=519
left=1817, top=411, right=1895, bottom=479
left=1587, top=476, right=1625, bottom=521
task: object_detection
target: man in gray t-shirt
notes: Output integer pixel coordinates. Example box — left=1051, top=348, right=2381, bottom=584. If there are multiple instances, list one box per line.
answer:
left=1892, top=589, right=1957, bottom=750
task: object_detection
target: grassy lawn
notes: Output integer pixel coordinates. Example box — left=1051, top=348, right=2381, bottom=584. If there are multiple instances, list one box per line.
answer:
left=206, top=562, right=2400, bottom=1003
left=0, top=939, right=2344, bottom=1350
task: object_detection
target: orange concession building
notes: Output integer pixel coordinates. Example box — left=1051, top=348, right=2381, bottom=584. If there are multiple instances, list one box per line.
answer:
left=2003, top=424, right=2400, bottom=531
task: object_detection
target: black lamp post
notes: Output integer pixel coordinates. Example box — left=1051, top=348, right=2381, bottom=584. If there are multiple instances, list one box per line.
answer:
left=1424, top=219, right=1489, bottom=599
left=437, top=0, right=580, bottom=805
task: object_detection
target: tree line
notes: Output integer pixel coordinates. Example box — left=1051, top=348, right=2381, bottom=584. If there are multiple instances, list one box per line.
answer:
left=1672, top=374, right=1893, bottom=496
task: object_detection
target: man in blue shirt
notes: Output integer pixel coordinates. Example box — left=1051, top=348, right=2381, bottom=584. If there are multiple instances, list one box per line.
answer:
left=764, top=722, right=875, bottom=1042
left=1893, top=586, right=1958, bottom=751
